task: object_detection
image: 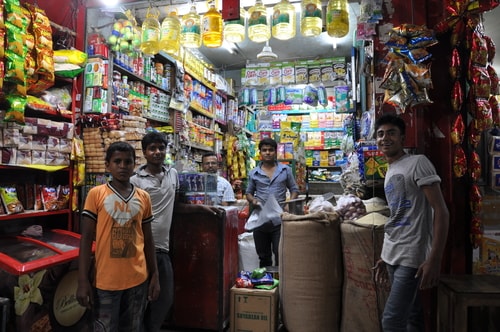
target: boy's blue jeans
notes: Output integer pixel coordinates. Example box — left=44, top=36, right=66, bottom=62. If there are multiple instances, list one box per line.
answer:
left=94, top=281, right=148, bottom=332
left=382, top=264, right=424, bottom=332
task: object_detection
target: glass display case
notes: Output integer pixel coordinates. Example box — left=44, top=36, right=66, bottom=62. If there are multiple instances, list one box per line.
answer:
left=0, top=229, right=85, bottom=276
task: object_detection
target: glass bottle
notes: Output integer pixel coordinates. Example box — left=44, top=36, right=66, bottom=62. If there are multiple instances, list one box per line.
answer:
left=224, top=8, right=246, bottom=43
left=326, top=0, right=349, bottom=38
left=140, top=7, right=160, bottom=56
left=272, top=0, right=296, bottom=40
left=202, top=1, right=223, bottom=48
left=181, top=3, right=201, bottom=48
left=160, top=10, right=181, bottom=55
left=248, top=0, right=270, bottom=43
left=300, top=0, right=323, bottom=37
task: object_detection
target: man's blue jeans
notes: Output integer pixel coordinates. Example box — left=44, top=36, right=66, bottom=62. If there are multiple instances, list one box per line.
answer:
left=143, top=250, right=174, bottom=332
left=382, top=264, right=424, bottom=332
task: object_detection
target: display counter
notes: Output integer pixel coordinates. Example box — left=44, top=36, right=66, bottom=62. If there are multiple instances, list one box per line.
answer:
left=0, top=229, right=82, bottom=276
left=168, top=206, right=239, bottom=332
left=0, top=229, right=93, bottom=332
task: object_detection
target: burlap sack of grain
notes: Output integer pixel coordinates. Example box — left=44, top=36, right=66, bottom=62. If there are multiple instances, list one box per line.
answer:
left=340, top=212, right=391, bottom=332
left=279, top=211, right=343, bottom=332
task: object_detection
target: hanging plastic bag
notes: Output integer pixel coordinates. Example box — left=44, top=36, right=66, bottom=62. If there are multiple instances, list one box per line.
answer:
left=261, top=195, right=284, bottom=226
left=244, top=209, right=265, bottom=231
left=244, top=195, right=284, bottom=230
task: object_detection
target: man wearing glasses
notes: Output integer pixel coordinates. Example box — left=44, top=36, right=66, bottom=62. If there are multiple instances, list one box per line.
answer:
left=201, top=152, right=236, bottom=206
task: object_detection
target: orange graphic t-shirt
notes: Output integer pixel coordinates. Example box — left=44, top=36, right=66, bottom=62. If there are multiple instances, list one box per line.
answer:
left=82, top=183, right=154, bottom=291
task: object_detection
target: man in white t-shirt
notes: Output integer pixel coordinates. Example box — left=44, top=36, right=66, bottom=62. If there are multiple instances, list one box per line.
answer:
left=201, top=152, right=236, bottom=206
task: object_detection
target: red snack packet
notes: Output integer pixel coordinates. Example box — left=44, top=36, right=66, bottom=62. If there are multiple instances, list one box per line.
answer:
left=451, top=80, right=463, bottom=112
left=472, top=98, right=493, bottom=131
left=468, top=121, right=482, bottom=148
left=489, top=95, right=500, bottom=126
left=484, top=34, right=496, bottom=63
left=450, top=19, right=465, bottom=47
left=487, top=64, right=499, bottom=95
left=449, top=48, right=461, bottom=80
left=470, top=216, right=482, bottom=249
left=470, top=31, right=488, bottom=67
left=470, top=65, right=491, bottom=99
left=469, top=183, right=482, bottom=216
left=468, top=151, right=481, bottom=182
left=453, top=145, right=467, bottom=178
left=450, top=113, right=465, bottom=145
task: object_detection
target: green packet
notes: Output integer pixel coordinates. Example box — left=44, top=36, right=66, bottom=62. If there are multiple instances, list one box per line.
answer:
left=255, top=278, right=279, bottom=290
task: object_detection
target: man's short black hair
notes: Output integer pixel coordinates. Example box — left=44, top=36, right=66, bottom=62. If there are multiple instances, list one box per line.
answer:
left=141, top=132, right=168, bottom=151
left=258, top=137, right=277, bottom=150
left=374, top=113, right=406, bottom=138
left=105, top=141, right=135, bottom=162
left=202, top=152, right=217, bottom=163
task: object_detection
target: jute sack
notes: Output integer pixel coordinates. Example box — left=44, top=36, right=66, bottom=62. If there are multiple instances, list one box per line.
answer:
left=279, top=211, right=343, bottom=332
left=340, top=212, right=390, bottom=332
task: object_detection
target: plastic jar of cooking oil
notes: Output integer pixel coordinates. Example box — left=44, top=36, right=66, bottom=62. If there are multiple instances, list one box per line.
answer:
left=248, top=0, right=270, bottom=43
left=202, top=2, right=223, bottom=48
left=181, top=4, right=201, bottom=48
left=160, top=10, right=181, bottom=55
left=300, top=0, right=322, bottom=37
left=326, top=0, right=349, bottom=38
left=140, top=7, right=160, bottom=55
left=272, top=0, right=296, bottom=40
left=224, top=8, right=246, bottom=43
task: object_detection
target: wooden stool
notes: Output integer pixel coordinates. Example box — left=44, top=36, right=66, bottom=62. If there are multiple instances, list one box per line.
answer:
left=438, top=274, right=500, bottom=332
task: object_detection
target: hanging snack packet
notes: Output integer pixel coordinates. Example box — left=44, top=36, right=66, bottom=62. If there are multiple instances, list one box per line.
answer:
left=0, top=186, right=24, bottom=214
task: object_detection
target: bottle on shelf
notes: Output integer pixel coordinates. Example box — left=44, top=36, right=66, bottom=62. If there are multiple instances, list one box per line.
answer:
left=202, top=1, right=223, bottom=48
left=248, top=0, right=270, bottom=43
left=300, top=0, right=323, bottom=37
left=224, top=8, right=246, bottom=43
left=181, top=3, right=202, bottom=48
left=272, top=0, right=296, bottom=40
left=160, top=9, right=181, bottom=56
left=140, top=6, right=161, bottom=56
left=326, top=0, right=349, bottom=38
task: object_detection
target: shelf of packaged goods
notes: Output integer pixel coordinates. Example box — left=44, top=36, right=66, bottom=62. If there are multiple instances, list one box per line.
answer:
left=0, top=164, right=69, bottom=172
left=143, top=114, right=171, bottom=125
left=214, top=117, right=227, bottom=126
left=182, top=141, right=214, bottom=152
left=267, top=108, right=340, bottom=114
left=189, top=102, right=214, bottom=119
left=113, top=63, right=171, bottom=95
left=188, top=121, right=213, bottom=133
left=24, top=108, right=73, bottom=122
left=185, top=69, right=216, bottom=92
left=305, top=146, right=342, bottom=150
left=266, top=127, right=343, bottom=132
left=0, top=209, right=71, bottom=222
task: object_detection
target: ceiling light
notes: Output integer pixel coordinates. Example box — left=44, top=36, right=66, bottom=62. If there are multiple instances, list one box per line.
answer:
left=257, top=40, right=278, bottom=62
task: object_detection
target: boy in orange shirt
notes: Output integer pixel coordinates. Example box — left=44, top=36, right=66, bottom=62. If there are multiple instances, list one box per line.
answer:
left=77, top=141, right=160, bottom=331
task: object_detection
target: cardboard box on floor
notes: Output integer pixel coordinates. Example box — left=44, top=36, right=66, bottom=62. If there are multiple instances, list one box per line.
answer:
left=473, top=194, right=500, bottom=275
left=230, top=286, right=279, bottom=332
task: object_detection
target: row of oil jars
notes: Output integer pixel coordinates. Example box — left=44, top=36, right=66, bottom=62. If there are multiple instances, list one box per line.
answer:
left=140, top=0, right=349, bottom=56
